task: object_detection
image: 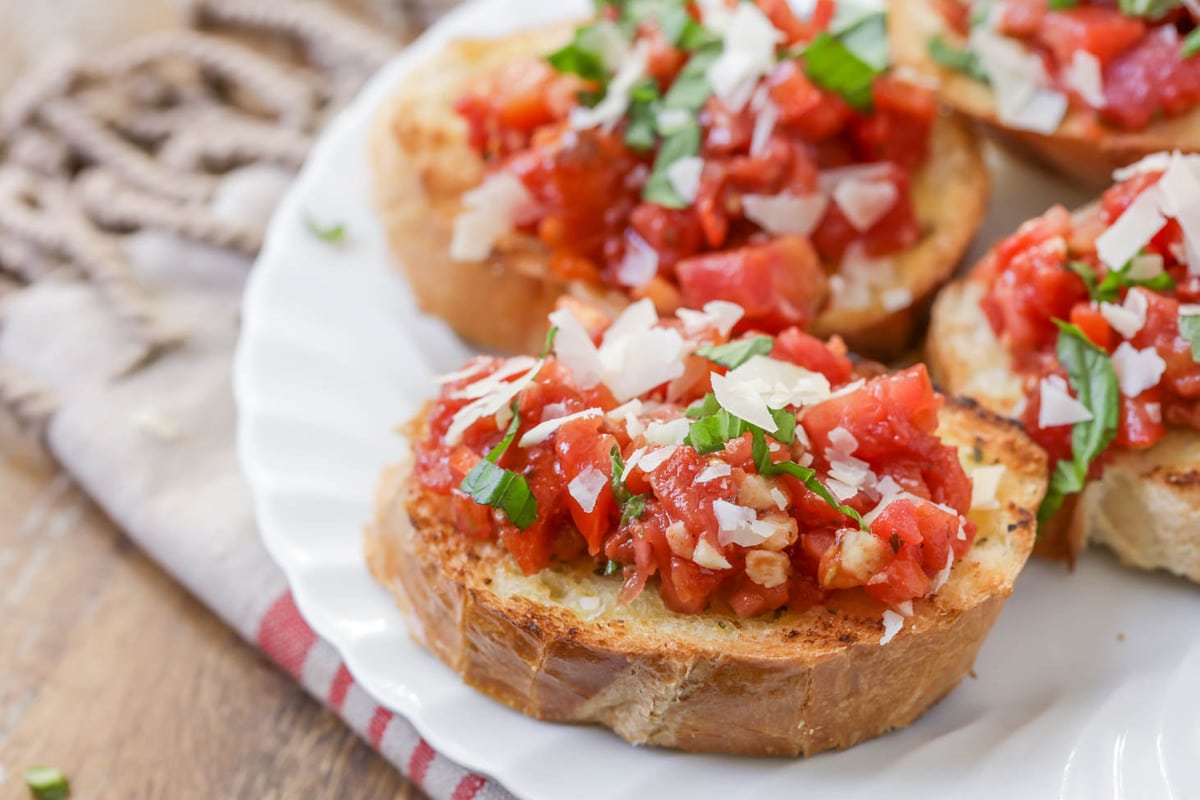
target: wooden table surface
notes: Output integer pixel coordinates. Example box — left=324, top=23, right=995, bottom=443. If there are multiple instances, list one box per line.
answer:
left=0, top=409, right=424, bottom=798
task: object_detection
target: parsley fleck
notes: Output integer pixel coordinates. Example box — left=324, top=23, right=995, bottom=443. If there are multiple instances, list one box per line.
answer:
left=304, top=215, right=346, bottom=244
left=25, top=766, right=70, bottom=800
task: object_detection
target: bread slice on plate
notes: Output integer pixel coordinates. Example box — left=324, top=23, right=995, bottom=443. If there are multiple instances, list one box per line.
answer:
left=928, top=154, right=1200, bottom=581
left=366, top=301, right=1046, bottom=756
left=889, top=0, right=1200, bottom=188
left=369, top=14, right=987, bottom=360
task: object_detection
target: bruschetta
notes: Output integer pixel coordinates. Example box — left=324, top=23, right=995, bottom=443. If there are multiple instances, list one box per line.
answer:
left=928, top=151, right=1200, bottom=581
left=370, top=0, right=987, bottom=360
left=891, top=0, right=1200, bottom=187
left=366, top=299, right=1047, bottom=756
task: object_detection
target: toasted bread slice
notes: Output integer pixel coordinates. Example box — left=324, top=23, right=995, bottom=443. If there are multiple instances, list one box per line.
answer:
left=365, top=401, right=1045, bottom=757
left=369, top=23, right=988, bottom=360
left=929, top=279, right=1200, bottom=581
left=889, top=0, right=1200, bottom=189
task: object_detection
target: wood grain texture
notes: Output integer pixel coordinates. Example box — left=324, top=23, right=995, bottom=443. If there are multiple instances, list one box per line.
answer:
left=0, top=410, right=425, bottom=799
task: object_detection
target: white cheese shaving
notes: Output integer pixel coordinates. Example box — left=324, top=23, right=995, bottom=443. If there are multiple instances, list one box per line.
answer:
left=833, top=177, right=899, bottom=232
left=827, top=478, right=860, bottom=502
left=445, top=360, right=541, bottom=446
left=432, top=358, right=491, bottom=385
left=622, top=447, right=647, bottom=480
left=637, top=445, right=679, bottom=474
left=742, top=192, right=829, bottom=237
left=696, top=461, right=733, bottom=484
left=549, top=308, right=603, bottom=388
left=969, top=464, right=1006, bottom=510
left=1113, top=152, right=1173, bottom=182
left=818, top=163, right=891, bottom=193
left=1064, top=50, right=1105, bottom=108
left=1127, top=253, right=1165, bottom=281
left=1181, top=304, right=1200, bottom=317
left=518, top=407, right=602, bottom=447
left=570, top=41, right=649, bottom=130
left=1099, top=288, right=1149, bottom=340
left=676, top=300, right=745, bottom=336
left=450, top=173, right=536, bottom=262
left=711, top=369, right=778, bottom=431
left=714, top=499, right=783, bottom=547
left=894, top=600, right=915, bottom=618
left=828, top=426, right=858, bottom=453
left=1037, top=375, right=1094, bottom=428
left=1153, top=152, right=1200, bottom=275
left=880, top=610, right=904, bottom=645
left=1096, top=186, right=1167, bottom=271
left=970, top=28, right=1067, bottom=133
left=831, top=242, right=896, bottom=310
left=1111, top=342, right=1167, bottom=398
left=692, top=538, right=733, bottom=570
left=567, top=466, right=607, bottom=513
left=930, top=550, right=955, bottom=593
left=705, top=2, right=782, bottom=112
left=644, top=418, right=691, bottom=446
left=616, top=230, right=659, bottom=287
left=769, top=486, right=789, bottom=510
left=882, top=287, right=913, bottom=312
left=749, top=91, right=778, bottom=157
left=541, top=402, right=568, bottom=421
left=666, top=156, right=704, bottom=204
left=451, top=356, right=538, bottom=399
left=606, top=398, right=643, bottom=421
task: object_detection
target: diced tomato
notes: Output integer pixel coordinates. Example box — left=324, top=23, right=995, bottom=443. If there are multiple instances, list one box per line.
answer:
left=757, top=0, right=833, bottom=44
left=554, top=417, right=617, bottom=555
left=659, top=554, right=726, bottom=614
left=852, top=77, right=937, bottom=168
left=629, top=203, right=705, bottom=269
left=768, top=61, right=853, bottom=141
left=812, top=165, right=920, bottom=262
left=932, top=0, right=971, bottom=35
left=676, top=235, right=829, bottom=331
left=1069, top=301, right=1112, bottom=350
left=1116, top=390, right=1166, bottom=449
left=998, top=0, right=1047, bottom=37
left=863, top=557, right=931, bottom=607
left=1037, top=7, right=1145, bottom=66
left=1101, top=29, right=1200, bottom=131
left=723, top=571, right=790, bottom=618
left=771, top=327, right=854, bottom=385
left=454, top=59, right=580, bottom=156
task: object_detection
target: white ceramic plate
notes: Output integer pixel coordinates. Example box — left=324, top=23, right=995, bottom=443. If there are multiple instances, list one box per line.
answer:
left=235, top=2, right=1200, bottom=796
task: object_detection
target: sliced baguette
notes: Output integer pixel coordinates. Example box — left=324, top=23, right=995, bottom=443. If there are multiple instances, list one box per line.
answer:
left=365, top=400, right=1046, bottom=756
left=369, top=23, right=988, bottom=360
left=929, top=279, right=1200, bottom=581
left=889, top=0, right=1200, bottom=189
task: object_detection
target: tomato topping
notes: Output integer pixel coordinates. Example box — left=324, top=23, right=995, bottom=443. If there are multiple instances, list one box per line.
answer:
left=453, top=0, right=933, bottom=333
left=416, top=319, right=976, bottom=618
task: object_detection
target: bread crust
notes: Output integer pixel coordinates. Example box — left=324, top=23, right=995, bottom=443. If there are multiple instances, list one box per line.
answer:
left=928, top=279, right=1200, bottom=582
left=369, top=23, right=988, bottom=360
left=889, top=0, right=1200, bottom=189
left=365, top=402, right=1046, bottom=756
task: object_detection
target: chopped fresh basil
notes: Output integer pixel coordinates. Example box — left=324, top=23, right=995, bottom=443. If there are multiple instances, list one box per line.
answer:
left=609, top=444, right=650, bottom=524
left=1048, top=0, right=1079, bottom=9
left=659, top=2, right=720, bottom=50
left=831, top=9, right=889, bottom=71
left=802, top=31, right=882, bottom=110
left=1180, top=313, right=1200, bottom=362
left=695, top=335, right=774, bottom=369
left=642, top=118, right=701, bottom=208
left=603, top=559, right=622, bottom=576
left=304, top=215, right=346, bottom=244
left=1117, top=0, right=1181, bottom=18
left=686, top=408, right=751, bottom=454
left=1038, top=322, right=1120, bottom=523
left=686, top=392, right=721, bottom=419
left=546, top=23, right=613, bottom=82
left=1184, top=27, right=1200, bottom=59
left=24, top=767, right=70, bottom=800
left=928, top=36, right=989, bottom=83
left=750, top=430, right=867, bottom=530
left=662, top=45, right=721, bottom=111
left=1064, top=259, right=1176, bottom=303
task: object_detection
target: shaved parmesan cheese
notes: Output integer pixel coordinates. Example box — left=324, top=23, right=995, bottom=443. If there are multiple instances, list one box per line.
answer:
left=769, top=486, right=788, bottom=511
left=570, top=42, right=649, bottom=130
left=549, top=307, right=603, bottom=388
left=1127, top=253, right=1165, bottom=281
left=667, top=156, right=704, bottom=204
left=1111, top=342, right=1167, bottom=398
left=818, top=162, right=892, bottom=193
left=1064, top=50, right=1105, bottom=108
left=677, top=300, right=745, bottom=336
left=1099, top=288, right=1148, bottom=340
left=1037, top=375, right=1093, bottom=428
left=597, top=300, right=687, bottom=401
left=1113, top=152, right=1173, bottom=181
left=616, top=230, right=659, bottom=287
left=714, top=498, right=756, bottom=535
left=606, top=398, right=643, bottom=421
left=693, top=538, right=733, bottom=570
left=831, top=243, right=896, bottom=311
left=727, top=355, right=832, bottom=409
left=711, top=369, right=778, bottom=431
left=518, top=407, right=602, bottom=446
left=1007, top=88, right=1068, bottom=134
left=622, top=447, right=646, bottom=480
left=827, top=454, right=875, bottom=492
left=882, top=287, right=913, bottom=312
left=970, top=28, right=1066, bottom=133
left=706, top=2, right=782, bottom=112
left=880, top=610, right=904, bottom=645
left=541, top=402, right=568, bottom=421
left=715, top=499, right=783, bottom=547
left=432, top=357, right=492, bottom=385
left=451, top=356, right=537, bottom=400
left=567, top=466, right=607, bottom=513
left=828, top=426, right=858, bottom=454
left=637, top=446, right=678, bottom=473
left=1096, top=186, right=1166, bottom=271
left=749, top=91, right=778, bottom=157
left=644, top=418, right=690, bottom=445
left=894, top=600, right=915, bottom=618
left=833, top=177, right=898, bottom=232
left=450, top=173, right=536, bottom=261
left=827, top=478, right=859, bottom=502
left=1181, top=304, right=1200, bottom=317
left=1152, top=153, right=1200, bottom=275
left=930, top=550, right=955, bottom=593
left=969, top=464, right=1006, bottom=510
left=445, top=361, right=541, bottom=445
left=696, top=461, right=733, bottom=484
left=742, top=192, right=829, bottom=236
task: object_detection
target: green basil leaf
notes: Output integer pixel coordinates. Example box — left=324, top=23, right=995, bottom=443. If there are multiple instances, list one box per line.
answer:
left=1038, top=322, right=1119, bottom=523
left=546, top=30, right=609, bottom=82
left=686, top=392, right=721, bottom=419
left=694, top=335, right=774, bottom=368
left=1068, top=258, right=1176, bottom=303
left=662, top=45, right=721, bottom=110
left=460, top=459, right=538, bottom=529
left=1117, top=0, right=1181, bottom=18
left=831, top=10, right=888, bottom=71
left=1180, top=313, right=1200, bottom=362
left=603, top=558, right=622, bottom=575
left=304, top=215, right=346, bottom=243
left=750, top=430, right=867, bottom=529
left=1064, top=260, right=1101, bottom=298
left=928, top=36, right=989, bottom=83
left=25, top=767, right=70, bottom=800
left=620, top=493, right=648, bottom=525
left=1184, top=27, right=1200, bottom=59
left=803, top=32, right=882, bottom=110
left=770, top=408, right=797, bottom=446
left=1048, top=0, right=1079, bottom=8
left=643, top=118, right=701, bottom=208
left=685, top=408, right=750, bottom=454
